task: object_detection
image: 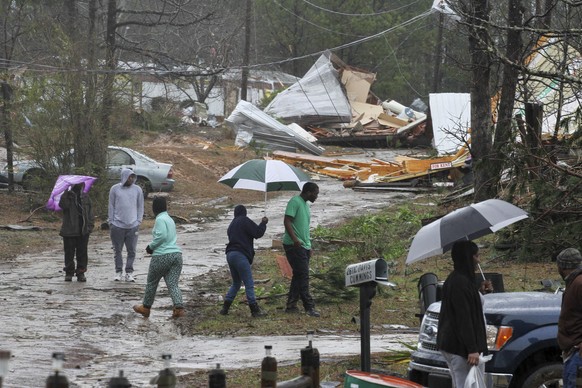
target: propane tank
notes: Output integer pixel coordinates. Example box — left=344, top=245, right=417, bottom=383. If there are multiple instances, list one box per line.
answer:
left=107, top=370, right=131, bottom=388
left=156, top=354, right=176, bottom=388
left=260, top=345, right=277, bottom=388
left=45, top=352, right=69, bottom=388
left=208, top=363, right=226, bottom=388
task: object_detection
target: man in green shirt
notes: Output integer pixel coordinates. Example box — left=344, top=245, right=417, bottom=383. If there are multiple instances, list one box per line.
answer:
left=282, top=182, right=320, bottom=317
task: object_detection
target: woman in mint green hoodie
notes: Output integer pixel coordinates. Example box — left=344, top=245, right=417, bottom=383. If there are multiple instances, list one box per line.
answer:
left=133, top=197, right=184, bottom=319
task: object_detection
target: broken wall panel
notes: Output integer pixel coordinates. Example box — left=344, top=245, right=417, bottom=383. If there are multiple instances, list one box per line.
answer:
left=429, top=93, right=471, bottom=155
left=342, top=68, right=376, bottom=103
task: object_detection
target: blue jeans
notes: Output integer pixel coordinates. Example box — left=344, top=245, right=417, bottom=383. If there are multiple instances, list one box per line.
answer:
left=225, top=251, right=256, bottom=305
left=110, top=225, right=139, bottom=273
left=284, top=245, right=315, bottom=310
left=563, top=351, right=582, bottom=388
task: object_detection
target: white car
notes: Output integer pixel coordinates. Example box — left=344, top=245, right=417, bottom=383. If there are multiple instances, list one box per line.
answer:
left=1, top=146, right=175, bottom=197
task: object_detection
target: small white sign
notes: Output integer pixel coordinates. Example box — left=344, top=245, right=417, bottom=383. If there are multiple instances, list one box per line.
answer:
left=430, top=162, right=453, bottom=170
left=345, top=261, right=375, bottom=287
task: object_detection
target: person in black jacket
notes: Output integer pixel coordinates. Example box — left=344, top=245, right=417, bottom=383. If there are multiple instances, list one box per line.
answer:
left=219, top=205, right=268, bottom=317
left=436, top=240, right=492, bottom=388
left=59, top=183, right=94, bottom=282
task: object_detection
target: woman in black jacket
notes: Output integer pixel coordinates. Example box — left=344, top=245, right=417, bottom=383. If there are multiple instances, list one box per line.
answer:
left=437, top=240, right=491, bottom=388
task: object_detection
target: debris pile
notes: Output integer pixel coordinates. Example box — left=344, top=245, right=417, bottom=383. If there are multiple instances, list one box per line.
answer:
left=227, top=51, right=431, bottom=155
left=272, top=145, right=471, bottom=190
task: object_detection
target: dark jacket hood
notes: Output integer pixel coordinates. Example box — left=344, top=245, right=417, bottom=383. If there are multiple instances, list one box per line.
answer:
left=234, top=205, right=247, bottom=218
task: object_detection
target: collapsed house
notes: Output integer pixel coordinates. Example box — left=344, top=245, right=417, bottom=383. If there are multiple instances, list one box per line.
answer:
left=265, top=51, right=429, bottom=148
left=227, top=51, right=430, bottom=155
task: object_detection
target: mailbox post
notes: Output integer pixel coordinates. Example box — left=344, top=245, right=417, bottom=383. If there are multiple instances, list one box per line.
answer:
left=345, top=258, right=394, bottom=372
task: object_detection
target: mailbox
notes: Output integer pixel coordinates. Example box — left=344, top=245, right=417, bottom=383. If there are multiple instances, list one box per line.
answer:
left=345, top=258, right=394, bottom=287
left=344, top=258, right=395, bottom=373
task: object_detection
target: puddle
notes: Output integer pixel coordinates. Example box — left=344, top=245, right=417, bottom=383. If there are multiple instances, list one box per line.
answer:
left=0, top=149, right=420, bottom=387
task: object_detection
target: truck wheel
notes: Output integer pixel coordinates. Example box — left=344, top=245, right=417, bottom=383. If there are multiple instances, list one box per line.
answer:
left=520, top=363, right=562, bottom=388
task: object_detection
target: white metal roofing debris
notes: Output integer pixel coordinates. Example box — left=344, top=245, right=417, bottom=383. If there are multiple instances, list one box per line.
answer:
left=429, top=93, right=471, bottom=155
left=264, top=51, right=352, bottom=125
left=226, top=100, right=325, bottom=155
left=287, top=123, right=318, bottom=143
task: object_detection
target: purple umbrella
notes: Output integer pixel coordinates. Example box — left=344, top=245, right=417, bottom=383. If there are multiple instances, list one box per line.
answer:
left=46, top=175, right=98, bottom=211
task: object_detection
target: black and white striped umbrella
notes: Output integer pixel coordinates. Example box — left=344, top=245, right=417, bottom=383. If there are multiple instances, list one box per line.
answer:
left=406, top=199, right=528, bottom=265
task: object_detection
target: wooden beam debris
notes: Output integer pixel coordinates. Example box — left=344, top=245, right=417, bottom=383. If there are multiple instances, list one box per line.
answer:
left=272, top=147, right=471, bottom=188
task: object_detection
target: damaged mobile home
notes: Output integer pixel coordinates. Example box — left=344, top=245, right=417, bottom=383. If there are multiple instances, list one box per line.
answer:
left=227, top=51, right=429, bottom=155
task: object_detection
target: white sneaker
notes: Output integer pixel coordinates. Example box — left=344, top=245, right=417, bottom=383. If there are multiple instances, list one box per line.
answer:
left=114, top=272, right=122, bottom=281
left=125, top=273, right=135, bottom=282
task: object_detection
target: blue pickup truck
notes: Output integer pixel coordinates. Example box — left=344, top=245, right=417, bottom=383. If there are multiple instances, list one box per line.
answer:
left=407, top=290, right=563, bottom=388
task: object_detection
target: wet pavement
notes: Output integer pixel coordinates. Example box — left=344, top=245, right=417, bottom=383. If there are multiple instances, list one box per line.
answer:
left=0, top=149, right=420, bottom=387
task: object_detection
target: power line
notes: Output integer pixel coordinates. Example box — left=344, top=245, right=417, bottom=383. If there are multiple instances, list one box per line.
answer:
left=0, top=8, right=436, bottom=76
left=272, top=0, right=364, bottom=37
left=301, top=0, right=426, bottom=17
left=246, top=8, right=435, bottom=70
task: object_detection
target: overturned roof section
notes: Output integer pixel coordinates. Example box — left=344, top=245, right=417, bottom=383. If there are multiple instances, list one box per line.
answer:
left=429, top=93, right=471, bottom=155
left=226, top=100, right=324, bottom=156
left=264, top=51, right=352, bottom=126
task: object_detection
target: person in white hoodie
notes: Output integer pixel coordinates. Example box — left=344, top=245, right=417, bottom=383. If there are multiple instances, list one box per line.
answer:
left=108, top=168, right=144, bottom=282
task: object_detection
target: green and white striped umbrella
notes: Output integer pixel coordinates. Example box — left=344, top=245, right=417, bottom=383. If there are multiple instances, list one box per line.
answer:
left=218, top=159, right=311, bottom=192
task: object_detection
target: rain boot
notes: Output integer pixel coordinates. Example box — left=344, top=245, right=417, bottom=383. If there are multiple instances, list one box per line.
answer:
left=249, top=303, right=267, bottom=317
left=133, top=304, right=151, bottom=318
left=172, top=307, right=185, bottom=319
left=219, top=300, right=232, bottom=316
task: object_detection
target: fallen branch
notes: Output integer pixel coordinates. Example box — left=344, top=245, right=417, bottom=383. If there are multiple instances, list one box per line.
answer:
left=20, top=205, right=47, bottom=223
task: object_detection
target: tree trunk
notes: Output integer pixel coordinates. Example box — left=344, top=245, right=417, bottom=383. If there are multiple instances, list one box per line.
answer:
left=64, top=0, right=86, bottom=169
left=1, top=81, right=14, bottom=192
left=102, top=0, right=117, bottom=137
left=467, top=0, right=495, bottom=201
left=490, top=0, right=524, bottom=191
left=240, top=0, right=251, bottom=101
left=84, top=0, right=106, bottom=172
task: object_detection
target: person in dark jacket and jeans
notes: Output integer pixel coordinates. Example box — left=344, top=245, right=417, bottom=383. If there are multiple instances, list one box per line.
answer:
left=59, top=183, right=94, bottom=282
left=437, top=240, right=491, bottom=388
left=219, top=204, right=268, bottom=317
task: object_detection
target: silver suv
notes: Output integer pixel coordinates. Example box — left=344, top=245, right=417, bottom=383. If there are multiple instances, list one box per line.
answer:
left=1, top=146, right=175, bottom=197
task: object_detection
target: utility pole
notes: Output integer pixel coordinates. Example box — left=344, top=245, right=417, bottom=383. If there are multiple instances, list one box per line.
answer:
left=240, top=0, right=251, bottom=101
left=432, top=2, right=445, bottom=93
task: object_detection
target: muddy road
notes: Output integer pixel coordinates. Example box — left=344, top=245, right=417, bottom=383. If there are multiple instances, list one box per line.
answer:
left=0, top=151, right=420, bottom=387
